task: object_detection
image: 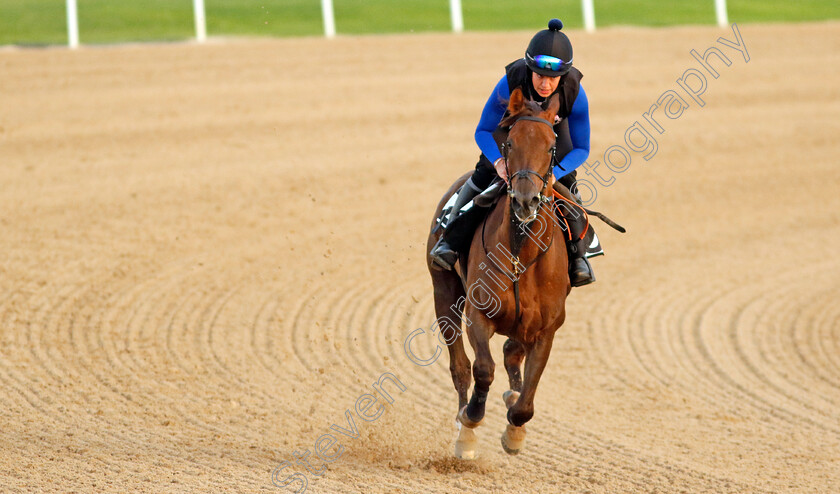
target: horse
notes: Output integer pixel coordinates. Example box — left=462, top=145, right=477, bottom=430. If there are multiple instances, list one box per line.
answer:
left=426, top=87, right=571, bottom=458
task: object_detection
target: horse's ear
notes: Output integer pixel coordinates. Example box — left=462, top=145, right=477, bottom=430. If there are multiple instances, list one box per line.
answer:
left=543, top=93, right=561, bottom=121
left=508, top=88, right=525, bottom=115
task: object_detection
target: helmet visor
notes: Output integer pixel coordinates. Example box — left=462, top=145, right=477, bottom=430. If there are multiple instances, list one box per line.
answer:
left=529, top=54, right=571, bottom=73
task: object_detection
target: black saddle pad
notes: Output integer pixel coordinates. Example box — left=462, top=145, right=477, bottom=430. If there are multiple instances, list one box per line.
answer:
left=583, top=224, right=604, bottom=258
left=434, top=179, right=505, bottom=233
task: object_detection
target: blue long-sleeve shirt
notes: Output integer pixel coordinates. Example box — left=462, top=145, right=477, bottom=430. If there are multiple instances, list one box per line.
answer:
left=474, top=75, right=590, bottom=180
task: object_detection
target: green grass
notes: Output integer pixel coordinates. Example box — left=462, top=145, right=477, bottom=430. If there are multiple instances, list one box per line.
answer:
left=593, top=0, right=716, bottom=27
left=77, top=0, right=193, bottom=42
left=462, top=0, right=582, bottom=31
left=0, top=0, right=68, bottom=45
left=1, top=0, right=839, bottom=46
left=333, top=0, right=450, bottom=34
left=728, top=0, right=840, bottom=23
left=205, top=1, right=321, bottom=38
left=0, top=0, right=193, bottom=45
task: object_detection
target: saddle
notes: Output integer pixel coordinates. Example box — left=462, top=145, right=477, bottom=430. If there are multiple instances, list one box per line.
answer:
left=433, top=178, right=605, bottom=261
left=433, top=178, right=506, bottom=233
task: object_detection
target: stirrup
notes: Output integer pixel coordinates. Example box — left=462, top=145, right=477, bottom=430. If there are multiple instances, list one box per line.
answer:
left=569, top=257, right=595, bottom=287
left=430, top=237, right=457, bottom=271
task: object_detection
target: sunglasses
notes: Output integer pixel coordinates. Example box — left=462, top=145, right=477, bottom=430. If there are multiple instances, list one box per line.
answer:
left=529, top=54, right=571, bottom=72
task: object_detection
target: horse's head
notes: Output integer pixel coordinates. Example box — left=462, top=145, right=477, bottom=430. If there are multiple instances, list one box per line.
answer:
left=500, top=88, right=560, bottom=224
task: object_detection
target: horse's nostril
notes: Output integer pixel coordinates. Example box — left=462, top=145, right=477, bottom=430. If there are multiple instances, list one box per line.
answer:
left=529, top=196, right=540, bottom=208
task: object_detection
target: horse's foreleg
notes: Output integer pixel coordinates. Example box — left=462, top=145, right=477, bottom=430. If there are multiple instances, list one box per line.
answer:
left=501, top=335, right=554, bottom=455
left=501, top=338, right=526, bottom=454
left=508, top=335, right=553, bottom=427
left=503, top=338, right=525, bottom=392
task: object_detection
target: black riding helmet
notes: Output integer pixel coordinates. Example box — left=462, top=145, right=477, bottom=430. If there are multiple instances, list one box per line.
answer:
left=525, top=19, right=573, bottom=77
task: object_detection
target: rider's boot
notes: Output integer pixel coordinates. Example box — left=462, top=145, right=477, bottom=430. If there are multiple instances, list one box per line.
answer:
left=560, top=197, right=595, bottom=287
left=430, top=178, right=483, bottom=271
left=568, top=243, right=595, bottom=287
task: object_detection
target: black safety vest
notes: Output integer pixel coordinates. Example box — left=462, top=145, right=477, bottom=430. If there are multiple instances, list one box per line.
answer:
left=493, top=59, right=584, bottom=166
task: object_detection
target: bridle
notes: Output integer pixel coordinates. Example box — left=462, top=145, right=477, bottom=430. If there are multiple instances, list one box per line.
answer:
left=499, top=115, right=557, bottom=203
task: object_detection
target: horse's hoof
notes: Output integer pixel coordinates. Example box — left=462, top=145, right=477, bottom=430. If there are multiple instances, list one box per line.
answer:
left=502, top=390, right=520, bottom=409
left=501, top=423, right=526, bottom=455
left=454, top=423, right=478, bottom=460
left=457, top=405, right=482, bottom=429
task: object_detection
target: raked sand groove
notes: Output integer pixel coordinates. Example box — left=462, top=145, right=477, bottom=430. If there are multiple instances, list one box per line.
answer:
left=1, top=21, right=839, bottom=493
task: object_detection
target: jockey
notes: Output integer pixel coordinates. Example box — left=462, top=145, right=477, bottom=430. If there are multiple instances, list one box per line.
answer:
left=430, top=18, right=596, bottom=287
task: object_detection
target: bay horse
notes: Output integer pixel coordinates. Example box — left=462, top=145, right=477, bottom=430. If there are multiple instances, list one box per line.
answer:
left=426, top=88, right=570, bottom=458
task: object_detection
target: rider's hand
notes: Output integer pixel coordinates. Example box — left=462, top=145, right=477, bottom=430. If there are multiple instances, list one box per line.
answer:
left=493, top=158, right=508, bottom=183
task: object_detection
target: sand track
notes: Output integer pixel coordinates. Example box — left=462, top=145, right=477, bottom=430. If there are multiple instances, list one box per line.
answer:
left=1, top=22, right=839, bottom=493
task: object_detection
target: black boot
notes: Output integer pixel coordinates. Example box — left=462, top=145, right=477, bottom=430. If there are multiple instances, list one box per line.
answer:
left=566, top=229, right=595, bottom=287
left=569, top=256, right=595, bottom=287
left=555, top=188, right=596, bottom=287
left=430, top=235, right=459, bottom=271
left=430, top=179, right=483, bottom=270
